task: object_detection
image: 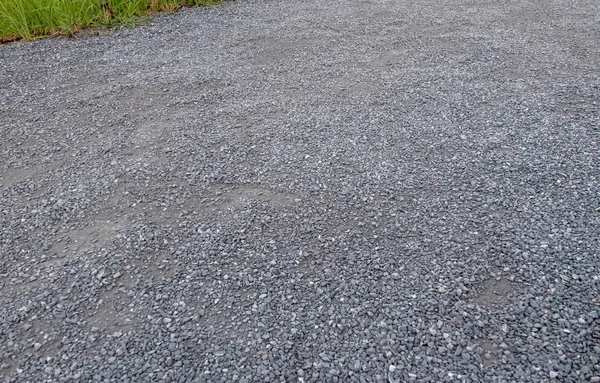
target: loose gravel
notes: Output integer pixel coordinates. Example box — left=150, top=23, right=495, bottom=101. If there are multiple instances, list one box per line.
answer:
left=1, top=0, right=599, bottom=381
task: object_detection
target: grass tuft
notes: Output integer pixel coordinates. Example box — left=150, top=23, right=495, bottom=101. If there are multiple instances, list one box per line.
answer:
left=0, top=0, right=223, bottom=42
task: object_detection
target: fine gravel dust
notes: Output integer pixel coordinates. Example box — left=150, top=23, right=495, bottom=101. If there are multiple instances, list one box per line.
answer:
left=1, top=0, right=599, bottom=381
left=472, top=272, right=520, bottom=309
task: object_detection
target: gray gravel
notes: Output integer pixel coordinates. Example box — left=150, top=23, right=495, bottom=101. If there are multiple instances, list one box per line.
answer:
left=1, top=0, right=599, bottom=381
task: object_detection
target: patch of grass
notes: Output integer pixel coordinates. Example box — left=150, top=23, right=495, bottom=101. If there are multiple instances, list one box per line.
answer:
left=0, top=0, right=223, bottom=42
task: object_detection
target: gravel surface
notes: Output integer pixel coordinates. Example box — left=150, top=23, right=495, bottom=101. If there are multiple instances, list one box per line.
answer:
left=1, top=0, right=599, bottom=381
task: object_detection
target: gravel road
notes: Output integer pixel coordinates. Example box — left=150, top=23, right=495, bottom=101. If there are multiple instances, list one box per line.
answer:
left=1, top=0, right=599, bottom=381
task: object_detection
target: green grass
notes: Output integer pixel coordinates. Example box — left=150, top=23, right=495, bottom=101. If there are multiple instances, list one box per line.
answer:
left=0, top=0, right=222, bottom=42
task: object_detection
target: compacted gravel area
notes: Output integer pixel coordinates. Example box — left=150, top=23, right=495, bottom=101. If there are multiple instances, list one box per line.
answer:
left=1, top=0, right=599, bottom=381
